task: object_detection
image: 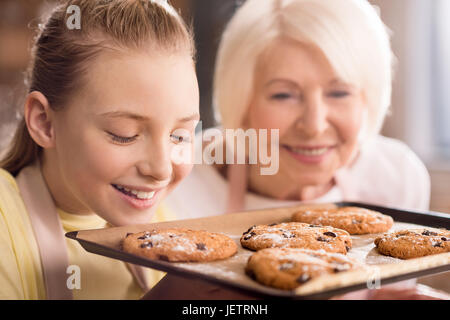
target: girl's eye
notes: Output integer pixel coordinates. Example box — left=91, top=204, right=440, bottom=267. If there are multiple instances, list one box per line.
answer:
left=327, top=90, right=350, bottom=98
left=170, top=134, right=191, bottom=144
left=108, top=132, right=138, bottom=144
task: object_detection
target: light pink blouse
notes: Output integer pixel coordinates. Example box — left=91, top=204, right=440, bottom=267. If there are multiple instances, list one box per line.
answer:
left=166, top=135, right=430, bottom=217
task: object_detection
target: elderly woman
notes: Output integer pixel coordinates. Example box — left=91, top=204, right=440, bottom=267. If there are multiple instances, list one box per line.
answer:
left=151, top=0, right=447, bottom=299
left=167, top=0, right=429, bottom=217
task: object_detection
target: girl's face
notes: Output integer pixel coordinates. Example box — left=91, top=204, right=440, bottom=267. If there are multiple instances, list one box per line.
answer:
left=246, top=38, right=366, bottom=199
left=50, top=49, right=199, bottom=226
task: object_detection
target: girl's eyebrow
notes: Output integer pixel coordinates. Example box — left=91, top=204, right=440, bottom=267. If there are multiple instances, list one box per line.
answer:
left=99, top=111, right=149, bottom=121
left=99, top=111, right=200, bottom=122
left=179, top=113, right=200, bottom=122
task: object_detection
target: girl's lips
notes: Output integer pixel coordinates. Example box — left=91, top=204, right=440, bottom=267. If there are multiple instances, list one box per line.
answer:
left=283, top=145, right=335, bottom=164
left=112, top=184, right=160, bottom=210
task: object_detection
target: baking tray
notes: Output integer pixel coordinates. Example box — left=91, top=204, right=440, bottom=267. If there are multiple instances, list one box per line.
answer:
left=65, top=202, right=450, bottom=299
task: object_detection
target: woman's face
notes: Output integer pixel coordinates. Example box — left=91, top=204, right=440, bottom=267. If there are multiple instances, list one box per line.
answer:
left=246, top=38, right=366, bottom=199
left=49, top=49, right=199, bottom=226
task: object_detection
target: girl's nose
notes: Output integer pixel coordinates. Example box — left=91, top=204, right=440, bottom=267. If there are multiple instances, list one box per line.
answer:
left=295, top=91, right=328, bottom=137
left=137, top=141, right=173, bottom=183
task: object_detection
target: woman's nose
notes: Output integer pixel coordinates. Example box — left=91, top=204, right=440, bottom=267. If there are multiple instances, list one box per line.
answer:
left=296, top=92, right=328, bottom=137
left=137, top=140, right=173, bottom=182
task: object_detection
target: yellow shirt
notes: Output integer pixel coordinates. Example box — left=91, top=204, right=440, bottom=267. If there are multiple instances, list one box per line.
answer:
left=0, top=168, right=175, bottom=300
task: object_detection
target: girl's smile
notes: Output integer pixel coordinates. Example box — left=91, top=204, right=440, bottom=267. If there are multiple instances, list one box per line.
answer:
left=111, top=183, right=162, bottom=210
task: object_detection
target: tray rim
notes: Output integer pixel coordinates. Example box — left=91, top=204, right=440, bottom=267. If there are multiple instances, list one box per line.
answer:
left=65, top=201, right=450, bottom=299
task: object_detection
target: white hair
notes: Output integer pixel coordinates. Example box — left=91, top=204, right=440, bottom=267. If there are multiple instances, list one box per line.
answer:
left=213, top=0, right=394, bottom=141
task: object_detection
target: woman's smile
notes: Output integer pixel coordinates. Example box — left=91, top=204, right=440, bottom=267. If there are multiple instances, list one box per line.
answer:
left=282, top=144, right=336, bottom=164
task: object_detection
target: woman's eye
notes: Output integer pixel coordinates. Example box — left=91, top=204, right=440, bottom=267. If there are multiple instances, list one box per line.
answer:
left=328, top=90, right=350, bottom=98
left=108, top=132, right=138, bottom=144
left=270, top=93, right=293, bottom=100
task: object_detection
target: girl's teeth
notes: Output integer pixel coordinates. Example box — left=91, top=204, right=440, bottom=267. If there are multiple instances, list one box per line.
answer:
left=136, top=191, right=155, bottom=200
left=290, top=147, right=329, bottom=156
left=115, top=185, right=156, bottom=200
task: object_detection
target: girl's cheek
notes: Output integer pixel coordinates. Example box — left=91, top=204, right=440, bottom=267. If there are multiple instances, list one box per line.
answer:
left=173, top=163, right=194, bottom=184
left=82, top=138, right=134, bottom=179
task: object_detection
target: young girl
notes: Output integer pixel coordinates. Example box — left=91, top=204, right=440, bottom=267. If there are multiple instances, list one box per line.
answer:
left=0, top=0, right=199, bottom=299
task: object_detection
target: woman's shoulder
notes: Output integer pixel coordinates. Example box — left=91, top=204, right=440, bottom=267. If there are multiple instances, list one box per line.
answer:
left=340, top=135, right=430, bottom=210
left=364, top=135, right=429, bottom=179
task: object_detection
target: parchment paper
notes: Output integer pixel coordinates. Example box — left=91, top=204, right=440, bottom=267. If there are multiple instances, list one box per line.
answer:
left=72, top=203, right=450, bottom=297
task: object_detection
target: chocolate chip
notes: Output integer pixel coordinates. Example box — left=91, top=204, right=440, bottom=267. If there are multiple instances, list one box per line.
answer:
left=345, top=246, right=351, bottom=252
left=296, top=274, right=311, bottom=284
left=433, top=242, right=443, bottom=248
left=138, top=233, right=151, bottom=240
left=441, top=237, right=449, bottom=241
left=159, top=255, right=169, bottom=261
left=196, top=243, right=206, bottom=250
left=243, top=232, right=256, bottom=240
left=422, top=230, right=438, bottom=236
left=243, top=225, right=256, bottom=235
left=283, top=232, right=295, bottom=238
left=317, top=236, right=329, bottom=242
left=323, top=231, right=337, bottom=238
left=140, top=242, right=153, bottom=248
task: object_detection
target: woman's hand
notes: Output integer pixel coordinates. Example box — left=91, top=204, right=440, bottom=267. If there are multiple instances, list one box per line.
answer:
left=332, top=284, right=450, bottom=300
left=368, top=284, right=450, bottom=300
left=143, top=274, right=449, bottom=300
left=142, top=274, right=261, bottom=300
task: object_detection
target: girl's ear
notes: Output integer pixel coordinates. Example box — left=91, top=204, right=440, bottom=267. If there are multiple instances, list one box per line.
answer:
left=24, top=91, right=56, bottom=149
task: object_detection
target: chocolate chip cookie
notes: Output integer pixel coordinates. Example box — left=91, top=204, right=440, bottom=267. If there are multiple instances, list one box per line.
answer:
left=374, top=228, right=450, bottom=259
left=292, top=206, right=393, bottom=235
left=122, top=228, right=237, bottom=262
left=240, top=222, right=352, bottom=254
left=245, top=247, right=361, bottom=290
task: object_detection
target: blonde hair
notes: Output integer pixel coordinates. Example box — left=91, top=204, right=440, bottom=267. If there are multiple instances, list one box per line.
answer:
left=0, top=0, right=195, bottom=176
left=214, top=0, right=394, bottom=141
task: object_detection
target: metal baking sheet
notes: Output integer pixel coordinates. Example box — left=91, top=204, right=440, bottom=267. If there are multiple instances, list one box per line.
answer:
left=65, top=202, right=450, bottom=299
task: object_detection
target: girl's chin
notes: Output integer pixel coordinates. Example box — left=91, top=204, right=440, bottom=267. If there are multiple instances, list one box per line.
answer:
left=108, top=210, right=156, bottom=227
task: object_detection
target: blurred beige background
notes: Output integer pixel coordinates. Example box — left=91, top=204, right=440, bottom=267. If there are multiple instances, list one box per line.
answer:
left=0, top=0, right=448, bottom=294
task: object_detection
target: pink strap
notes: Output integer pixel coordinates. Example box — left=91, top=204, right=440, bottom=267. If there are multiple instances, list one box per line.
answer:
left=16, top=162, right=73, bottom=300
left=17, top=162, right=151, bottom=298
left=126, top=264, right=151, bottom=293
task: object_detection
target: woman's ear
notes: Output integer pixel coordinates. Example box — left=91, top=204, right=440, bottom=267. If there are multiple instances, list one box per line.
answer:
left=24, top=91, right=56, bottom=149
